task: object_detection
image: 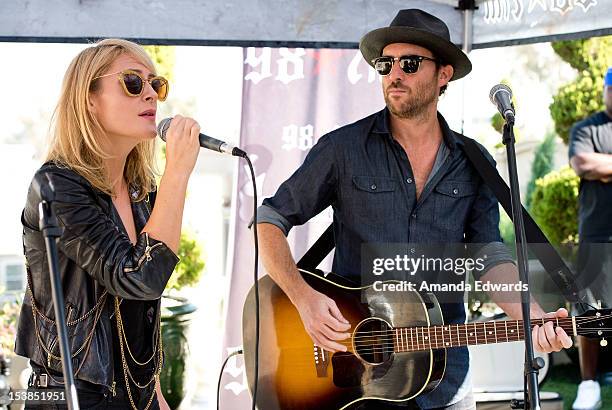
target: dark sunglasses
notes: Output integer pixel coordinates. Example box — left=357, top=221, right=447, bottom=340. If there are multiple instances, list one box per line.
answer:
left=93, top=69, right=169, bottom=101
left=372, top=55, right=439, bottom=76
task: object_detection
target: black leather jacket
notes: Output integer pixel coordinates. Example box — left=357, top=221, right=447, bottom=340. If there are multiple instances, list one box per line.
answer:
left=15, top=162, right=179, bottom=391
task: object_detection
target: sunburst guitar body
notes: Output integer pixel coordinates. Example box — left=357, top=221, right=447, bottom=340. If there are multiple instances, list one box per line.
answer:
left=242, top=270, right=611, bottom=410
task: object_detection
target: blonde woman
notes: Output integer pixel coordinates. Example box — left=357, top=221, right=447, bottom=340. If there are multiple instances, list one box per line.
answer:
left=15, top=39, right=200, bottom=409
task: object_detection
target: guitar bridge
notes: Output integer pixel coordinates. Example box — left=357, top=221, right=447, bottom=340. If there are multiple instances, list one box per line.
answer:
left=314, top=344, right=329, bottom=377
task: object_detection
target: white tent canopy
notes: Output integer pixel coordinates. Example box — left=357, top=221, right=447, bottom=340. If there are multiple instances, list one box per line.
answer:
left=1, top=0, right=610, bottom=50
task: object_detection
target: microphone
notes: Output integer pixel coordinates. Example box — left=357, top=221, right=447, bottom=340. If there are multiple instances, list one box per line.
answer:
left=489, top=84, right=515, bottom=124
left=157, top=117, right=246, bottom=157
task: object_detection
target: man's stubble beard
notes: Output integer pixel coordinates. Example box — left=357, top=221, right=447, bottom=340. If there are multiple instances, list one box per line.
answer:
left=384, top=75, right=439, bottom=120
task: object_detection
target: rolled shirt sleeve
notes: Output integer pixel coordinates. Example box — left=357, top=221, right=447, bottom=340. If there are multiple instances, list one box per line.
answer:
left=472, top=241, right=515, bottom=280
left=256, top=133, right=338, bottom=233
left=255, top=204, right=293, bottom=236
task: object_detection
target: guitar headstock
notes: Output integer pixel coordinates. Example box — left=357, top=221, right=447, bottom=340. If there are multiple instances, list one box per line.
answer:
left=575, top=309, right=612, bottom=346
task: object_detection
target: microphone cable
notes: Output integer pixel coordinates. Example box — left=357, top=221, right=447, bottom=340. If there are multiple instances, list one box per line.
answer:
left=244, top=156, right=260, bottom=410
left=216, top=349, right=243, bottom=410
left=216, top=154, right=260, bottom=410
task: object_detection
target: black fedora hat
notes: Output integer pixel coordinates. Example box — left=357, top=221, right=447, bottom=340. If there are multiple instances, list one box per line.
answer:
left=359, top=9, right=472, bottom=81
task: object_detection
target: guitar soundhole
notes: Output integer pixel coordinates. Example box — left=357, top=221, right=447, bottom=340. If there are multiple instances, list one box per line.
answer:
left=353, top=318, right=393, bottom=365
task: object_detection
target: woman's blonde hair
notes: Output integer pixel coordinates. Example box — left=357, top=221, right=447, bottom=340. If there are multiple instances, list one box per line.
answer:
left=46, top=38, right=159, bottom=201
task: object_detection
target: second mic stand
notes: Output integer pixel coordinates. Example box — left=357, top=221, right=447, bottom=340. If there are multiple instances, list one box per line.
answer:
left=502, top=121, right=543, bottom=410
left=37, top=176, right=80, bottom=410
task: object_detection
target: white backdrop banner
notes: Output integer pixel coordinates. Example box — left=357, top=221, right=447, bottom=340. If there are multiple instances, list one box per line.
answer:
left=219, top=47, right=384, bottom=409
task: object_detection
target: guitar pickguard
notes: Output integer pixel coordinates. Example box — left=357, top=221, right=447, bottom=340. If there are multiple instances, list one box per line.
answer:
left=332, top=351, right=394, bottom=388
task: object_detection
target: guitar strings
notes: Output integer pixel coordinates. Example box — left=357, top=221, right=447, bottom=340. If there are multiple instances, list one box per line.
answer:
left=339, top=323, right=610, bottom=351
left=312, top=314, right=612, bottom=355
left=348, top=329, right=552, bottom=346
left=348, top=323, right=559, bottom=341
left=335, top=331, right=530, bottom=352
left=329, top=328, right=612, bottom=355
left=332, top=327, right=611, bottom=356
left=338, top=331, right=542, bottom=355
left=311, top=330, right=611, bottom=358
left=347, top=324, right=605, bottom=347
left=344, top=314, right=611, bottom=340
left=346, top=333, right=528, bottom=350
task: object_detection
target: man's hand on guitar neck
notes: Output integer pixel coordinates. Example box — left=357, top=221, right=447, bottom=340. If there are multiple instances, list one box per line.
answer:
left=531, top=307, right=573, bottom=354
left=481, top=262, right=573, bottom=354
left=294, top=287, right=352, bottom=353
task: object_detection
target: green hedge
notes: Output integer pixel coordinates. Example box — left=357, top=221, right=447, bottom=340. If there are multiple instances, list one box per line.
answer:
left=530, top=166, right=579, bottom=245
left=549, top=37, right=612, bottom=144
left=550, top=73, right=605, bottom=145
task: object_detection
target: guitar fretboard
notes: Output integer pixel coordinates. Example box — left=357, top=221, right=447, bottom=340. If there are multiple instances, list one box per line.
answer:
left=392, top=318, right=574, bottom=352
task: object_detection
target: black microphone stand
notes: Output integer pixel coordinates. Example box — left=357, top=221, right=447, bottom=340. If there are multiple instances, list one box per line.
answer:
left=36, top=175, right=80, bottom=410
left=502, top=120, right=544, bottom=410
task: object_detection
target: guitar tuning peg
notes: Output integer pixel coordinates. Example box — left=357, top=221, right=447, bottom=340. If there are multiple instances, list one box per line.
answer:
left=601, top=338, right=608, bottom=348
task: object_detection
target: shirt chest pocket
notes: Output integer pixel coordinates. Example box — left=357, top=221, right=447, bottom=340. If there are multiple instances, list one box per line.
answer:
left=348, top=176, right=398, bottom=223
left=433, top=181, right=478, bottom=232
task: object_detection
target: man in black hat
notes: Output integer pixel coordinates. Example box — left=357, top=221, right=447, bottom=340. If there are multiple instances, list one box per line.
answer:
left=257, top=9, right=572, bottom=409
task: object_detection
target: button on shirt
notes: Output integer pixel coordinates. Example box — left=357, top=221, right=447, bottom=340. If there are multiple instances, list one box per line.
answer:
left=257, top=108, right=513, bottom=408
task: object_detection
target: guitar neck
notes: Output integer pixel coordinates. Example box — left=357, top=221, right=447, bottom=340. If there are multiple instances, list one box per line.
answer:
left=393, top=317, right=576, bottom=352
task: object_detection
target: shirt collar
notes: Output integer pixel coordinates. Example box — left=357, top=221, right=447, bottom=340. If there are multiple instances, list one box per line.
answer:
left=371, top=107, right=461, bottom=150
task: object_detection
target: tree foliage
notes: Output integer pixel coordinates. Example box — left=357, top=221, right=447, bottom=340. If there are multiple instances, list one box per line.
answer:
left=549, top=36, right=612, bottom=144
left=144, top=45, right=175, bottom=82
left=165, top=232, right=205, bottom=290
left=0, top=296, right=21, bottom=356
left=525, top=132, right=556, bottom=210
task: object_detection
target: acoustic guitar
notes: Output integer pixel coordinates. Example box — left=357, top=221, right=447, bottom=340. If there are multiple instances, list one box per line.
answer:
left=242, top=270, right=611, bottom=410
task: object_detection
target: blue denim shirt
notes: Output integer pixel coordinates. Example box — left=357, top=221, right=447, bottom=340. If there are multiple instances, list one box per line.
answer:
left=258, top=108, right=513, bottom=408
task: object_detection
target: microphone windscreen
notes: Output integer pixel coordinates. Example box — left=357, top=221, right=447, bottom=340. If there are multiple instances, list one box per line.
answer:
left=156, top=118, right=173, bottom=141
left=489, top=84, right=512, bottom=104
